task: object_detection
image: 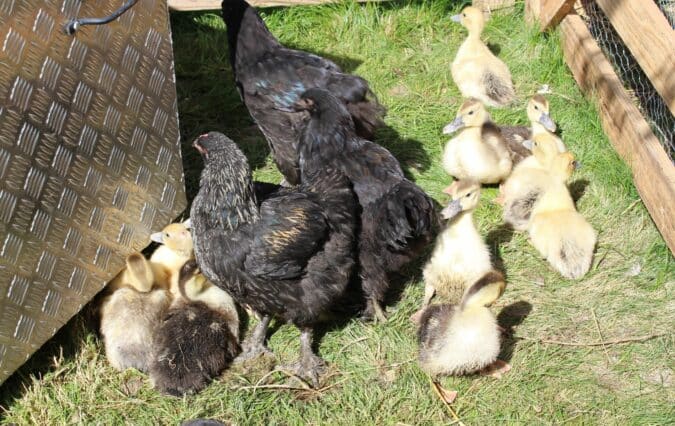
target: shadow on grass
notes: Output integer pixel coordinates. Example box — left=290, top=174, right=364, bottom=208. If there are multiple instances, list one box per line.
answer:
left=569, top=178, right=590, bottom=204
left=486, top=223, right=515, bottom=278
left=497, top=300, right=533, bottom=362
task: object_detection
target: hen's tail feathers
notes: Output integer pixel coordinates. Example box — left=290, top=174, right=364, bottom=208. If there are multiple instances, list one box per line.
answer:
left=461, top=270, right=506, bottom=310
left=377, top=180, right=436, bottom=252
left=327, top=74, right=386, bottom=139
left=347, top=100, right=386, bottom=140
left=483, top=71, right=516, bottom=107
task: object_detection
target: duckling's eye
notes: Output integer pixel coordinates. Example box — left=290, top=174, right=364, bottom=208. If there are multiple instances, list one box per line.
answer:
left=534, top=105, right=539, bottom=110
left=164, top=232, right=170, bottom=239
left=468, top=110, right=475, bottom=115
left=462, top=13, right=466, bottom=17
left=465, top=192, right=472, bottom=198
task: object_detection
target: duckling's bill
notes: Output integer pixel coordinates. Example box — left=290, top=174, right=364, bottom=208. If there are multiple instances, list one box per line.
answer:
left=538, top=113, right=556, bottom=132
left=440, top=199, right=462, bottom=220
left=443, top=116, right=465, bottom=134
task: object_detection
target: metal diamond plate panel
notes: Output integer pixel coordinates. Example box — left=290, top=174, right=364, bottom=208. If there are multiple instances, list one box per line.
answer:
left=0, top=0, right=186, bottom=384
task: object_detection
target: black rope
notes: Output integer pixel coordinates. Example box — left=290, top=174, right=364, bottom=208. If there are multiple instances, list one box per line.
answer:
left=63, top=0, right=140, bottom=35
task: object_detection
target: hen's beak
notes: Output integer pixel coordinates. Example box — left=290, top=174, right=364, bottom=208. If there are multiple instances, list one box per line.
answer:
left=538, top=113, right=556, bottom=132
left=522, top=139, right=533, bottom=150
left=193, top=137, right=208, bottom=157
left=451, top=14, right=462, bottom=23
left=293, top=97, right=314, bottom=112
left=443, top=116, right=465, bottom=134
left=441, top=199, right=462, bottom=220
left=572, top=160, right=582, bottom=170
left=150, top=231, right=164, bottom=244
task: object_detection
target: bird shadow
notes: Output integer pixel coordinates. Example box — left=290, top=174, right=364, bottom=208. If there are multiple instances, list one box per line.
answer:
left=486, top=223, right=515, bottom=278
left=487, top=42, right=502, bottom=56
left=569, top=178, right=590, bottom=204
left=497, top=300, right=533, bottom=362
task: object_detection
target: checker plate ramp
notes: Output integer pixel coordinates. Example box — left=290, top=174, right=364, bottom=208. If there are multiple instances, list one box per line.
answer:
left=0, top=0, right=186, bottom=384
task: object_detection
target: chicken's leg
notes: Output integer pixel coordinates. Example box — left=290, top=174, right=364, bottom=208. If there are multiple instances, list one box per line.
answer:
left=277, top=327, right=326, bottom=388
left=236, top=314, right=272, bottom=362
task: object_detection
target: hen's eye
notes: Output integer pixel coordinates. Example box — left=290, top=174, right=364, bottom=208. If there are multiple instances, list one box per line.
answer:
left=534, top=105, right=539, bottom=110
left=468, top=110, right=475, bottom=115
left=462, top=13, right=466, bottom=17
left=165, top=232, right=170, bottom=239
left=465, top=192, right=472, bottom=198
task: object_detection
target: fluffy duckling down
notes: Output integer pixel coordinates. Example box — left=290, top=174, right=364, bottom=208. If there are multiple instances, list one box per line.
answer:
left=100, top=253, right=170, bottom=372
left=415, top=180, right=493, bottom=322
left=150, top=220, right=194, bottom=296
left=451, top=6, right=516, bottom=107
left=442, top=99, right=512, bottom=183
left=528, top=151, right=596, bottom=279
left=500, top=95, right=564, bottom=157
left=150, top=261, right=240, bottom=396
left=498, top=132, right=563, bottom=230
left=417, top=270, right=506, bottom=377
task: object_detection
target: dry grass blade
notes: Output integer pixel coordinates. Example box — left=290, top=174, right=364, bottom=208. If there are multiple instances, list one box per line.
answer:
left=517, top=332, right=671, bottom=347
left=428, top=376, right=465, bottom=426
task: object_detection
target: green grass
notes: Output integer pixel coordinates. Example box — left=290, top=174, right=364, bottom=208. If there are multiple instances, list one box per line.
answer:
left=2, top=1, right=673, bottom=424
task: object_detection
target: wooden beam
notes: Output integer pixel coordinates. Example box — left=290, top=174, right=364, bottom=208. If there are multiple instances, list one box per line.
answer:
left=538, top=0, right=576, bottom=30
left=594, top=0, right=675, bottom=116
left=473, top=0, right=516, bottom=13
left=167, top=0, right=382, bottom=10
left=525, top=0, right=541, bottom=25
left=559, top=13, right=675, bottom=255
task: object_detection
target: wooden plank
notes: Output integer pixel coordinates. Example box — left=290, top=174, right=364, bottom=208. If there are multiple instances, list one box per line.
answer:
left=473, top=0, right=516, bottom=13
left=167, top=0, right=382, bottom=10
left=525, top=0, right=541, bottom=25
left=594, top=0, right=675, bottom=116
left=539, top=0, right=576, bottom=30
left=560, top=13, right=675, bottom=255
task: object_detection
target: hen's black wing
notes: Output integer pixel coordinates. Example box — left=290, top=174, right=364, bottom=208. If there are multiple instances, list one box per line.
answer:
left=243, top=192, right=328, bottom=280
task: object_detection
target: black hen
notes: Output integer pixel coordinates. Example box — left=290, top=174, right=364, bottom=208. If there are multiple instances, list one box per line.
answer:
left=221, top=0, right=385, bottom=185
left=190, top=132, right=356, bottom=385
left=296, top=88, right=437, bottom=322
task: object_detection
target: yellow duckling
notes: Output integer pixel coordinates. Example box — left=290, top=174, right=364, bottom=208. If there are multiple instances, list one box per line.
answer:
left=501, top=95, right=565, bottom=155
left=416, top=181, right=493, bottom=319
left=498, top=133, right=562, bottom=230
left=528, top=151, right=596, bottom=279
left=442, top=99, right=512, bottom=183
left=417, top=270, right=508, bottom=377
left=150, top=219, right=194, bottom=296
left=451, top=6, right=516, bottom=107
left=100, top=253, right=170, bottom=372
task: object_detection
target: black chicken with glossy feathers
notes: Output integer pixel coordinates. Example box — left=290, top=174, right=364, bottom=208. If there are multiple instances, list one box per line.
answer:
left=296, top=88, right=437, bottom=322
left=221, top=0, right=385, bottom=185
left=190, top=132, right=356, bottom=386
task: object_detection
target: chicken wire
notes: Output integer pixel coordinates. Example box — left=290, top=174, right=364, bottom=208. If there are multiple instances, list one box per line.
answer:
left=581, top=0, right=675, bottom=160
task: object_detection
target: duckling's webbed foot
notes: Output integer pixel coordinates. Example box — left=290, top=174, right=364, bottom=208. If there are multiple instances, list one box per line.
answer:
left=235, top=315, right=273, bottom=362
left=479, top=359, right=512, bottom=379
left=277, top=328, right=326, bottom=388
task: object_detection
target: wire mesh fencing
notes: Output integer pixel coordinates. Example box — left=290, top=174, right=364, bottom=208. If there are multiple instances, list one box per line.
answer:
left=581, top=0, right=674, bottom=160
